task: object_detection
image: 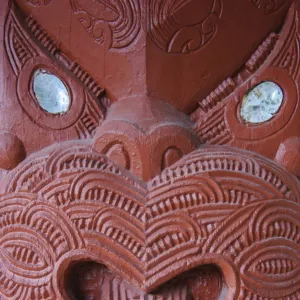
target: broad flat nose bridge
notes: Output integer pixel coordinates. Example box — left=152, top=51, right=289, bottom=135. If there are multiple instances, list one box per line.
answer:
left=92, top=96, right=200, bottom=180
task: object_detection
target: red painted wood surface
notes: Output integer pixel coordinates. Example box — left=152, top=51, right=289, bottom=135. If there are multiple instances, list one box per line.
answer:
left=0, top=1, right=298, bottom=299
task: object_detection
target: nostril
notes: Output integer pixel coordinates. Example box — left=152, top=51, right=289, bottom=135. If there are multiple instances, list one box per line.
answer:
left=105, top=143, right=130, bottom=170
left=92, top=96, right=199, bottom=180
left=161, top=146, right=183, bottom=170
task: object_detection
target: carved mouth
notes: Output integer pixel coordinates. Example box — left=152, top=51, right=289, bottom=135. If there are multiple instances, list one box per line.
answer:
left=0, top=141, right=299, bottom=299
left=65, top=262, right=223, bottom=299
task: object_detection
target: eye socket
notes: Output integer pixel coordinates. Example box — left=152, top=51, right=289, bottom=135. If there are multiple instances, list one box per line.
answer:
left=32, top=69, right=70, bottom=114
left=240, top=81, right=283, bottom=124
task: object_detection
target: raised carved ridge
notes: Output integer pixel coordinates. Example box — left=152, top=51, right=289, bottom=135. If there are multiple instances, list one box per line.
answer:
left=70, top=0, right=141, bottom=50
left=4, top=7, right=37, bottom=75
left=24, top=12, right=105, bottom=100
left=26, top=16, right=58, bottom=55
left=0, top=142, right=299, bottom=299
left=193, top=31, right=278, bottom=115
left=147, top=0, right=222, bottom=54
left=245, top=32, right=278, bottom=72
left=250, top=0, right=288, bottom=14
left=197, top=78, right=236, bottom=114
left=273, top=5, right=300, bottom=79
left=75, top=93, right=104, bottom=139
left=4, top=3, right=108, bottom=139
left=193, top=103, right=233, bottom=145
left=191, top=1, right=300, bottom=156
left=71, top=63, right=103, bottom=98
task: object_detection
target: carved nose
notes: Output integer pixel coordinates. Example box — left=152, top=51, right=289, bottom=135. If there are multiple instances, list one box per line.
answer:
left=92, top=95, right=200, bottom=180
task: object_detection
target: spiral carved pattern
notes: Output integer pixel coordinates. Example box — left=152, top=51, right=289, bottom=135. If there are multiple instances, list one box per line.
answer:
left=70, top=0, right=141, bottom=49
left=250, top=0, right=288, bottom=14
left=0, top=141, right=298, bottom=299
left=147, top=0, right=222, bottom=54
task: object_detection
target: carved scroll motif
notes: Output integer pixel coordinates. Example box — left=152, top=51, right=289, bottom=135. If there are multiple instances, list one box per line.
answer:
left=21, top=0, right=290, bottom=56
left=0, top=142, right=299, bottom=299
left=147, top=0, right=222, bottom=54
left=70, top=0, right=141, bottom=49
left=250, top=0, right=289, bottom=14
left=70, top=0, right=222, bottom=53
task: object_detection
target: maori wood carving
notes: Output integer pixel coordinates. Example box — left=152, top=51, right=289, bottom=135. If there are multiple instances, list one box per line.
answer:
left=0, top=0, right=299, bottom=299
left=70, top=0, right=141, bottom=50
left=0, top=142, right=299, bottom=299
left=191, top=1, right=300, bottom=177
left=147, top=0, right=222, bottom=54
left=3, top=2, right=107, bottom=157
left=250, top=0, right=289, bottom=14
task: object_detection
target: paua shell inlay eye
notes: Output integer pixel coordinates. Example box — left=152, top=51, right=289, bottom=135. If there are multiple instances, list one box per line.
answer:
left=240, top=81, right=283, bottom=124
left=32, top=69, right=70, bottom=114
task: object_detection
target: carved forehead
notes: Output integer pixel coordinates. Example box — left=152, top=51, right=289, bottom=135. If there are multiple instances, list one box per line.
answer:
left=15, top=0, right=292, bottom=112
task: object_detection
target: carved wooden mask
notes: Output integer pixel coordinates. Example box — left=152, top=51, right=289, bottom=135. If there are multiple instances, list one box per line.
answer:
left=0, top=0, right=299, bottom=299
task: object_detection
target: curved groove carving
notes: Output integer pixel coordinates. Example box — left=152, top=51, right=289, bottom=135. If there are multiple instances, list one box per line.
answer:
left=191, top=1, right=300, bottom=180
left=147, top=0, right=222, bottom=54
left=4, top=3, right=107, bottom=139
left=250, top=0, right=289, bottom=14
left=0, top=142, right=299, bottom=299
left=70, top=0, right=141, bottom=49
left=6, top=4, right=105, bottom=100
left=4, top=9, right=37, bottom=76
left=191, top=31, right=278, bottom=116
left=0, top=0, right=299, bottom=299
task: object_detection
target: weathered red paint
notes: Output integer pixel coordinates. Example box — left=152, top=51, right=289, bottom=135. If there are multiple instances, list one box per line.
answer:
left=0, top=1, right=299, bottom=299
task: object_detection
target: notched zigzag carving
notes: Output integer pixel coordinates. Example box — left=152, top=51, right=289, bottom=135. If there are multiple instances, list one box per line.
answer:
left=4, top=7, right=37, bottom=75
left=5, top=4, right=104, bottom=99
left=191, top=2, right=300, bottom=146
left=192, top=32, right=278, bottom=115
left=0, top=141, right=299, bottom=299
left=4, top=3, right=109, bottom=138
